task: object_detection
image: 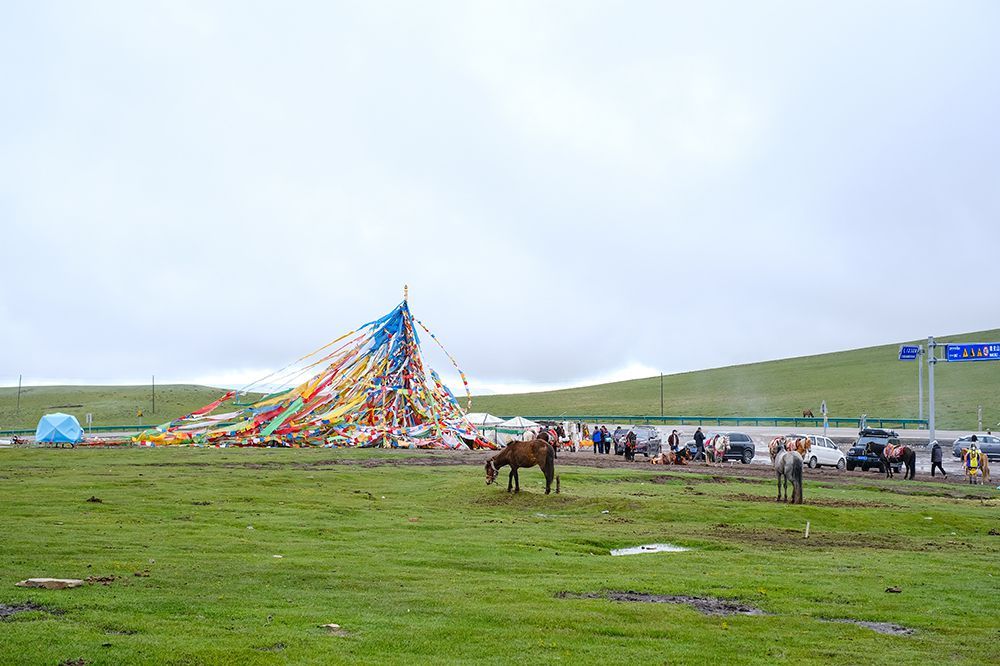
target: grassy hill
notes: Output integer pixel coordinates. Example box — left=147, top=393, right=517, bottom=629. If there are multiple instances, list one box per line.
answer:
left=0, top=385, right=259, bottom=432
left=2, top=330, right=998, bottom=432
left=472, top=329, right=1000, bottom=430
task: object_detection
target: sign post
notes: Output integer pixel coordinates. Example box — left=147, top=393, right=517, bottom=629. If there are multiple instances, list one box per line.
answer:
left=898, top=345, right=924, bottom=425
left=821, top=400, right=828, bottom=437
left=928, top=337, right=937, bottom=444
left=927, top=339, right=1000, bottom=443
left=85, top=413, right=93, bottom=434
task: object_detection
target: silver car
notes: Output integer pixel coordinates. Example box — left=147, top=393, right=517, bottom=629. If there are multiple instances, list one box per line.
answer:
left=952, top=434, right=1000, bottom=461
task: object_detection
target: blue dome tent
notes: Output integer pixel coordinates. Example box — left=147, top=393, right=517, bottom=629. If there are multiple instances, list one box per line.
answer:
left=35, top=413, right=84, bottom=446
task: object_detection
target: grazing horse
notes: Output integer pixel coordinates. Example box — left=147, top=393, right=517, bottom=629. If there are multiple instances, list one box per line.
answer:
left=867, top=442, right=916, bottom=480
left=707, top=434, right=730, bottom=466
left=770, top=441, right=804, bottom=504
left=802, top=409, right=815, bottom=418
left=485, top=439, right=558, bottom=494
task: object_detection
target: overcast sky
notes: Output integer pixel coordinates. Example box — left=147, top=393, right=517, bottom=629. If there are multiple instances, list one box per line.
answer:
left=1, top=1, right=998, bottom=396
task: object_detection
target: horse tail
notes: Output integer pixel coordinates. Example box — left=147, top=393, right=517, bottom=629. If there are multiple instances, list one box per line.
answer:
left=792, top=454, right=804, bottom=504
left=556, top=475, right=560, bottom=494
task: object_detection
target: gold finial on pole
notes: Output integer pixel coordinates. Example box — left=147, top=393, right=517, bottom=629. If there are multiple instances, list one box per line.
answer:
left=404, top=284, right=409, bottom=302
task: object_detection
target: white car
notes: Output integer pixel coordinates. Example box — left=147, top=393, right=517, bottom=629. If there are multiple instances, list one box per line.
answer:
left=804, top=435, right=847, bottom=470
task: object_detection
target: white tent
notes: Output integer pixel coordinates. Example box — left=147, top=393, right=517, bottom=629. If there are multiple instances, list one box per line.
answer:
left=493, top=416, right=541, bottom=446
left=464, top=413, right=504, bottom=426
left=499, top=416, right=540, bottom=429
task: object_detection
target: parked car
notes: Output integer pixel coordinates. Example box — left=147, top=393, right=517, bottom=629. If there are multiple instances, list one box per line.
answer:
left=786, top=433, right=846, bottom=470
left=846, top=428, right=902, bottom=473
left=952, top=434, right=1000, bottom=461
left=682, top=432, right=755, bottom=464
left=613, top=426, right=662, bottom=457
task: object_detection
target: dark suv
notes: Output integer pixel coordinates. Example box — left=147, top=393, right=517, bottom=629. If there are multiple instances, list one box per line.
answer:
left=847, top=428, right=903, bottom=473
left=613, top=426, right=662, bottom=457
left=682, top=432, right=755, bottom=464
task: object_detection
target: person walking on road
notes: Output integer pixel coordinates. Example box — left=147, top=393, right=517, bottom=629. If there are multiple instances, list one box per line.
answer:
left=592, top=425, right=603, bottom=455
left=693, top=427, right=706, bottom=462
left=668, top=429, right=680, bottom=452
left=930, top=440, right=947, bottom=478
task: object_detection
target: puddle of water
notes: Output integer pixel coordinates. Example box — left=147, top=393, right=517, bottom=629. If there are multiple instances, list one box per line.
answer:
left=610, top=543, right=690, bottom=556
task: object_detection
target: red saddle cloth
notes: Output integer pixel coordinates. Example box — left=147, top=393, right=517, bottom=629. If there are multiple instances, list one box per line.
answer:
left=884, top=444, right=901, bottom=460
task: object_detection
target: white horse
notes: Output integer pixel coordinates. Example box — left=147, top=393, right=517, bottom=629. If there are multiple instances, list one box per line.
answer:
left=707, top=434, right=730, bottom=466
left=771, top=442, right=804, bottom=504
left=560, top=421, right=581, bottom=452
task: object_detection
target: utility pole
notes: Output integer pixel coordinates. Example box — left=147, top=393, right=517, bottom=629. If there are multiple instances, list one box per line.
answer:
left=918, top=346, right=924, bottom=421
left=16, top=374, right=22, bottom=413
left=927, top=336, right=937, bottom=444
left=978, top=405, right=983, bottom=432
left=152, top=375, right=155, bottom=415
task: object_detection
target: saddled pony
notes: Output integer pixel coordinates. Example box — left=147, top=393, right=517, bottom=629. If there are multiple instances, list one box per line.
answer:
left=770, top=441, right=804, bottom=503
left=768, top=436, right=810, bottom=460
left=867, top=442, right=916, bottom=479
left=485, top=438, right=559, bottom=494
left=707, top=434, right=730, bottom=466
left=535, top=428, right=559, bottom=456
left=961, top=448, right=991, bottom=485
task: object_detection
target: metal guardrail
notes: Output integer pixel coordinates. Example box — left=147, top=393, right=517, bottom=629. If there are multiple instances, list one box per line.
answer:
left=509, top=415, right=928, bottom=430
left=2, top=416, right=930, bottom=438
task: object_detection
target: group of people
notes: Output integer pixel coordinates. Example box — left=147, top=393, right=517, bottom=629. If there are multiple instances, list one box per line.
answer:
left=590, top=425, right=613, bottom=454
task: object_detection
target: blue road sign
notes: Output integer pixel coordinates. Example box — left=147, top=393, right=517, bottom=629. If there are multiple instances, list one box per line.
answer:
left=898, top=345, right=920, bottom=361
left=946, top=343, right=1000, bottom=362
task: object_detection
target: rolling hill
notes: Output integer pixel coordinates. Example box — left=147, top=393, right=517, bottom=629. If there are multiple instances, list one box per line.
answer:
left=471, top=329, right=1000, bottom=430
left=2, top=330, right=998, bottom=432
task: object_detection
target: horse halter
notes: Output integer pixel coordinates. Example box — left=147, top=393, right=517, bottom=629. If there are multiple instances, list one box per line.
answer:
left=486, top=459, right=497, bottom=484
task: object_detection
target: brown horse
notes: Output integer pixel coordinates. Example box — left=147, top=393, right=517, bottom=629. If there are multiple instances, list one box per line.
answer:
left=650, top=448, right=691, bottom=465
left=867, top=442, right=916, bottom=479
left=485, top=439, right=558, bottom=494
left=961, top=448, right=991, bottom=485
left=769, top=436, right=811, bottom=460
left=802, top=409, right=814, bottom=418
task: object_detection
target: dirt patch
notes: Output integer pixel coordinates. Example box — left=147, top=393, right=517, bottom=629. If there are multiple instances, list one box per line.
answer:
left=85, top=575, right=117, bottom=586
left=557, top=590, right=765, bottom=616
left=0, top=601, right=61, bottom=619
left=709, top=524, right=905, bottom=550
left=256, top=642, right=287, bottom=652
left=824, top=618, right=914, bottom=635
left=724, top=492, right=890, bottom=508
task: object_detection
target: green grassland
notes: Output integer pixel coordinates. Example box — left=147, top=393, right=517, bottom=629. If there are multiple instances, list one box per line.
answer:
left=473, top=329, right=1000, bottom=429
left=0, top=448, right=998, bottom=664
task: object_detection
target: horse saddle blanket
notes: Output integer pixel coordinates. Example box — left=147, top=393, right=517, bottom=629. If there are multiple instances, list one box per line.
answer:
left=883, top=444, right=901, bottom=460
left=966, top=451, right=981, bottom=469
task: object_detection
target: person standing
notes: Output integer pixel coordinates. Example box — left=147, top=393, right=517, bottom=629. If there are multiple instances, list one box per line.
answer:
left=600, top=426, right=611, bottom=454
left=693, top=427, right=706, bottom=462
left=624, top=429, right=637, bottom=462
left=592, top=425, right=603, bottom=454
left=668, top=429, right=680, bottom=452
left=930, top=440, right=947, bottom=478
